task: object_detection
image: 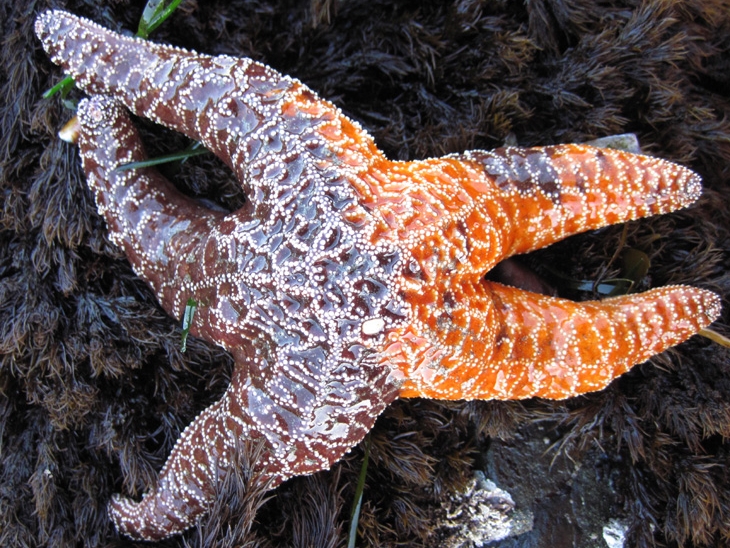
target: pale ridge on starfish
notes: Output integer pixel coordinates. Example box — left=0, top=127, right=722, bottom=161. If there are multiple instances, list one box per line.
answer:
left=35, top=9, right=721, bottom=541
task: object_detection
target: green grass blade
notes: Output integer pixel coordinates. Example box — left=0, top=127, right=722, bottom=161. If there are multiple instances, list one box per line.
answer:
left=138, top=0, right=184, bottom=39
left=117, top=143, right=209, bottom=171
left=181, top=298, right=197, bottom=352
left=42, top=75, right=75, bottom=100
left=347, top=436, right=371, bottom=548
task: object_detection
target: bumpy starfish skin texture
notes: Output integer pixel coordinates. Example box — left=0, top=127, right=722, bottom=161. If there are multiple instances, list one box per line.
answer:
left=36, top=10, right=721, bottom=541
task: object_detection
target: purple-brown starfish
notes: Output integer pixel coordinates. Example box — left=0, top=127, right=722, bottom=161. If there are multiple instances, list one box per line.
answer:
left=36, top=10, right=721, bottom=541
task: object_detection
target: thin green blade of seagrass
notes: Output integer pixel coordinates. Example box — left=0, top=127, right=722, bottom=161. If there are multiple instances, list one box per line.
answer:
left=609, top=247, right=650, bottom=296
left=181, top=298, right=197, bottom=353
left=42, top=75, right=75, bottom=99
left=347, top=436, right=371, bottom=548
left=138, top=0, right=183, bottom=39
left=117, top=142, right=210, bottom=171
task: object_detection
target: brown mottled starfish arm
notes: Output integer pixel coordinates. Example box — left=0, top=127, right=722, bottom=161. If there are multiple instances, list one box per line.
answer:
left=35, top=9, right=384, bottom=188
left=75, top=96, right=224, bottom=312
left=37, top=11, right=238, bottom=165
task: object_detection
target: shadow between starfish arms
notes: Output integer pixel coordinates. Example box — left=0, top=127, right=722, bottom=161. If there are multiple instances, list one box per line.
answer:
left=35, top=9, right=721, bottom=541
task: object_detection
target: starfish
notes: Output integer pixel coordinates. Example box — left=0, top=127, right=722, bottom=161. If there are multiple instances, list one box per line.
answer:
left=35, top=9, right=720, bottom=541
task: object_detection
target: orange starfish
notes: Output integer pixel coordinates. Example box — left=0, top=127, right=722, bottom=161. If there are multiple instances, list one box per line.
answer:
left=36, top=10, right=720, bottom=541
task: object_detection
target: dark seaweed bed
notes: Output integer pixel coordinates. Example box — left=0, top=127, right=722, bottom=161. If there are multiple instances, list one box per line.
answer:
left=1, top=1, right=729, bottom=546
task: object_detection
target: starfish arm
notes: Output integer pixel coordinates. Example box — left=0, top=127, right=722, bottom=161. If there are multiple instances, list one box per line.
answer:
left=110, top=345, right=398, bottom=541
left=35, top=10, right=385, bottom=191
left=390, top=281, right=721, bottom=400
left=457, top=145, right=703, bottom=261
left=36, top=10, right=254, bottom=170
left=361, top=145, right=701, bottom=274
left=76, top=96, right=224, bottom=313
left=108, top=393, right=236, bottom=541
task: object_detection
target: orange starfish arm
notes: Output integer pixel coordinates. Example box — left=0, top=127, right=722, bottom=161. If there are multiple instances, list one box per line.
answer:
left=356, top=145, right=701, bottom=269
left=366, top=146, right=719, bottom=400
left=387, top=282, right=719, bottom=400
